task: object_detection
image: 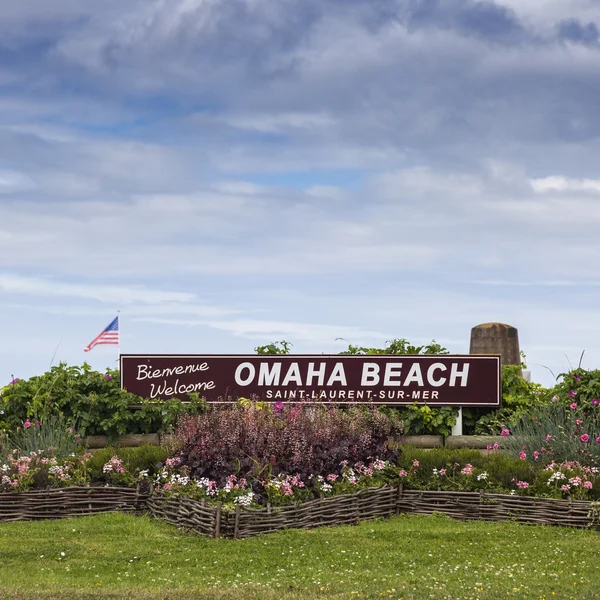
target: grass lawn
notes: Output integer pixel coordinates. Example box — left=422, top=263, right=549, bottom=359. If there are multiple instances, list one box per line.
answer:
left=0, top=512, right=599, bottom=599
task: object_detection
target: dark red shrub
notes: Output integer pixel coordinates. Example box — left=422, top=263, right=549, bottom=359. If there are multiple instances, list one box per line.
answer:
left=174, top=403, right=403, bottom=484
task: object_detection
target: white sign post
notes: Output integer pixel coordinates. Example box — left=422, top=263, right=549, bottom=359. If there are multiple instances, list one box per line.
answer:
left=452, top=407, right=463, bottom=436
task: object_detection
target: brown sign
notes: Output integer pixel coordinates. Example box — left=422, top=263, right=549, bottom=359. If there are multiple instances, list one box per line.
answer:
left=120, top=354, right=501, bottom=407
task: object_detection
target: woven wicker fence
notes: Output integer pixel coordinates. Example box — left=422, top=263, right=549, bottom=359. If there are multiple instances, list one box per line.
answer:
left=0, top=487, right=147, bottom=522
left=2, top=485, right=599, bottom=536
left=147, top=486, right=600, bottom=539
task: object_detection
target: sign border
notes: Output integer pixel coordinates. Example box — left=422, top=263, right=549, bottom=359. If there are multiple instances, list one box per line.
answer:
left=119, top=354, right=502, bottom=407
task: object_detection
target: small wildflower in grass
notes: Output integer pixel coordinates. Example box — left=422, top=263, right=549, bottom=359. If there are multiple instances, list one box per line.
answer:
left=583, top=481, right=593, bottom=489
left=516, top=481, right=529, bottom=489
left=519, top=452, right=527, bottom=460
left=569, top=390, right=577, bottom=398
left=412, top=460, right=419, bottom=468
left=580, top=434, right=590, bottom=443
left=501, top=429, right=510, bottom=437
left=592, top=398, right=600, bottom=406
left=398, top=470, right=408, bottom=477
left=570, top=402, right=578, bottom=409
left=23, top=421, right=31, bottom=429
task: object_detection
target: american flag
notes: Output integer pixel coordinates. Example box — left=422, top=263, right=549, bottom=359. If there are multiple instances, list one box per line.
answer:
left=84, top=316, right=119, bottom=352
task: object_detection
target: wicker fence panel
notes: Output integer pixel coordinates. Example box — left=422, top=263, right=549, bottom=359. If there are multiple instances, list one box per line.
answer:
left=397, top=489, right=595, bottom=529
left=146, top=495, right=217, bottom=537
left=0, top=487, right=146, bottom=521
left=147, top=487, right=600, bottom=539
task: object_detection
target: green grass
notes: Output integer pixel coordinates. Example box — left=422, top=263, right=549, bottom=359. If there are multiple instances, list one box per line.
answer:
left=0, top=512, right=599, bottom=599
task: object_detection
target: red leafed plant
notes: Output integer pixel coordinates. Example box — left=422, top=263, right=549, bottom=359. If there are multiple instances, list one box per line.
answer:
left=174, top=402, right=403, bottom=485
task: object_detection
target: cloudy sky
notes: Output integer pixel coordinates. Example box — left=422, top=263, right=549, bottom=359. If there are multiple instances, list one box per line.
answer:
left=1, top=0, right=600, bottom=386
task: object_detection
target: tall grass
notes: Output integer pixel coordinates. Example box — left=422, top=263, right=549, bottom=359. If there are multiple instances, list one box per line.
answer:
left=7, top=414, right=81, bottom=459
left=503, top=403, right=600, bottom=466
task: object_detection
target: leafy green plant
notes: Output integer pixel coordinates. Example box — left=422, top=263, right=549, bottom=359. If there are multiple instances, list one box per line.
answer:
left=339, top=338, right=449, bottom=355
left=398, top=403, right=457, bottom=436
left=0, top=364, right=207, bottom=440
left=254, top=341, right=292, bottom=354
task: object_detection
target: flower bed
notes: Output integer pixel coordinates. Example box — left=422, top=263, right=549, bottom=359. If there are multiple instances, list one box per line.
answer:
left=147, top=485, right=600, bottom=539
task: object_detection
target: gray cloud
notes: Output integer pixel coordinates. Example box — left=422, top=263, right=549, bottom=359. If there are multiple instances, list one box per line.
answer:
left=2, top=0, right=600, bottom=385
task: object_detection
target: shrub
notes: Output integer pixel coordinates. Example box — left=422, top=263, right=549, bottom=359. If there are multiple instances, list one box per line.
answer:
left=85, top=445, right=168, bottom=484
left=174, top=402, right=403, bottom=485
left=0, top=364, right=207, bottom=439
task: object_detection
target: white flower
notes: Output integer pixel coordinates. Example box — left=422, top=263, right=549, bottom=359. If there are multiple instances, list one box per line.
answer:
left=1, top=475, right=10, bottom=485
left=477, top=472, right=488, bottom=481
left=234, top=492, right=255, bottom=506
left=547, top=472, right=567, bottom=485
left=138, top=470, right=149, bottom=478
left=1, top=464, right=8, bottom=472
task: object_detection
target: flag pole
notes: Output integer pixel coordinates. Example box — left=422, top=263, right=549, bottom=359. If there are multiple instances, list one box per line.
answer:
left=117, top=309, right=121, bottom=368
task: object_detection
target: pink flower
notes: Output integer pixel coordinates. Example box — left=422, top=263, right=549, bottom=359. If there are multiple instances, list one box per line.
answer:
left=573, top=374, right=581, bottom=382
left=560, top=484, right=570, bottom=492
left=104, top=374, right=113, bottom=381
left=551, top=395, right=558, bottom=403
left=412, top=460, right=419, bottom=467
left=326, top=474, right=338, bottom=482
left=23, top=421, right=31, bottom=429
left=273, top=400, right=284, bottom=414
left=576, top=419, right=582, bottom=425
left=461, top=464, right=474, bottom=475
left=533, top=451, right=539, bottom=460
left=546, top=434, right=552, bottom=441
left=593, top=398, right=600, bottom=406
left=398, top=470, right=408, bottom=477
left=439, top=469, right=447, bottom=476
left=581, top=434, right=590, bottom=443
left=570, top=403, right=578, bottom=409
left=569, top=390, right=577, bottom=398
left=596, top=437, right=600, bottom=445
left=516, top=481, right=529, bottom=489
left=519, top=452, right=527, bottom=460
left=584, top=481, right=593, bottom=489
left=501, top=429, right=510, bottom=437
